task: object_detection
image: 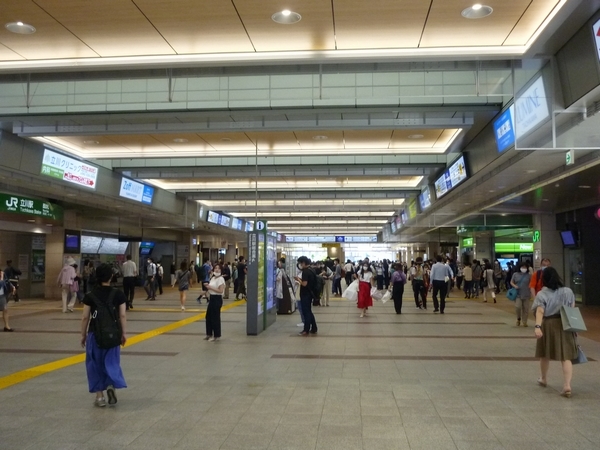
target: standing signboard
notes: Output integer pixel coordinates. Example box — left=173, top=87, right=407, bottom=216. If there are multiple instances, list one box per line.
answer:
left=247, top=220, right=277, bottom=335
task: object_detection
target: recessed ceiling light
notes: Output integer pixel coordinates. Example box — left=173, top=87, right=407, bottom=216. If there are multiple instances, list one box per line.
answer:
left=83, top=140, right=99, bottom=145
left=525, top=170, right=537, bottom=174
left=542, top=199, right=549, bottom=202
left=220, top=137, right=232, bottom=142
left=312, top=135, right=328, bottom=141
left=579, top=185, right=591, bottom=189
left=5, top=22, right=36, bottom=34
left=27, top=219, right=35, bottom=223
left=46, top=224, right=53, bottom=227
left=488, top=189, right=495, bottom=193
left=66, top=193, right=77, bottom=197
left=408, top=134, right=424, bottom=139
left=464, top=202, right=471, bottom=205
left=461, top=4, right=493, bottom=19
left=173, top=138, right=188, bottom=143
left=272, top=10, right=302, bottom=24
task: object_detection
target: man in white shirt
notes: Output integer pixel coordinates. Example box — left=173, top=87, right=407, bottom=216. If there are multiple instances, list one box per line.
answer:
left=430, top=255, right=454, bottom=314
left=144, top=258, right=157, bottom=301
left=57, top=258, right=77, bottom=313
left=121, top=254, right=137, bottom=310
left=156, top=262, right=164, bottom=296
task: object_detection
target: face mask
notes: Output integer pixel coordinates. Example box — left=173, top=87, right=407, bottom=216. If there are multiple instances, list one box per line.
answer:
left=520, top=268, right=527, bottom=273
left=363, top=266, right=368, bottom=271
left=297, top=264, right=302, bottom=270
left=214, top=271, right=221, bottom=276
left=542, top=266, right=548, bottom=270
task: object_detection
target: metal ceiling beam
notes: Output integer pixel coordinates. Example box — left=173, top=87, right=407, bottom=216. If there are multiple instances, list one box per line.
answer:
left=186, top=190, right=419, bottom=201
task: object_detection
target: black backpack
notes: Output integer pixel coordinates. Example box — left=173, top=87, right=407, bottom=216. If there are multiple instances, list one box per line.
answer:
left=308, top=268, right=324, bottom=300
left=87, top=290, right=122, bottom=349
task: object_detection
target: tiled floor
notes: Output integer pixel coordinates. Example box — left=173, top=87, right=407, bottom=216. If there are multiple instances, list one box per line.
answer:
left=1, top=287, right=600, bottom=450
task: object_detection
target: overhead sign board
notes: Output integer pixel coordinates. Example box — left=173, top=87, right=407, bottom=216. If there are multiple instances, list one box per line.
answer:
left=495, top=243, right=534, bottom=253
left=493, top=106, right=515, bottom=153
left=462, top=237, right=474, bottom=247
left=119, top=177, right=154, bottom=205
left=593, top=19, right=600, bottom=62
left=435, top=155, right=468, bottom=199
left=335, top=236, right=345, bottom=243
left=514, top=76, right=550, bottom=138
left=41, top=149, right=98, bottom=189
left=419, top=186, right=432, bottom=211
left=0, top=193, right=62, bottom=221
left=286, top=235, right=377, bottom=243
left=408, top=200, right=418, bottom=220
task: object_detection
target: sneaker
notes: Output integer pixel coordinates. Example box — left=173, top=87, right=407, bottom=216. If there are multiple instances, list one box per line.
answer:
left=181, top=306, right=185, bottom=311
left=106, top=385, right=117, bottom=405
left=433, top=309, right=439, bottom=313
left=208, top=337, right=216, bottom=342
left=67, top=308, right=74, bottom=312
left=360, top=313, right=365, bottom=318
left=522, top=323, right=528, bottom=327
left=203, top=336, right=211, bottom=340
left=94, top=397, right=106, bottom=407
left=516, top=319, right=521, bottom=326
left=296, top=323, right=304, bottom=327
left=298, top=331, right=309, bottom=336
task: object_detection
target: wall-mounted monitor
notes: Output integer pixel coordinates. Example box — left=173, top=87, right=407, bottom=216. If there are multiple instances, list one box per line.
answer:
left=419, top=186, right=432, bottom=211
left=560, top=230, right=578, bottom=247
left=390, top=220, right=398, bottom=234
left=119, top=177, right=154, bottom=205
left=139, top=241, right=155, bottom=256
left=231, top=217, right=243, bottom=230
left=81, top=235, right=103, bottom=254
left=434, top=155, right=468, bottom=199
left=219, top=215, right=231, bottom=227
left=207, top=211, right=220, bottom=224
left=64, top=229, right=81, bottom=254
left=245, top=221, right=254, bottom=232
left=98, top=238, right=129, bottom=255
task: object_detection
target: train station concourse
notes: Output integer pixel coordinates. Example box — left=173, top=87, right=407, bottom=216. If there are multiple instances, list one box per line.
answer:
left=1, top=0, right=600, bottom=449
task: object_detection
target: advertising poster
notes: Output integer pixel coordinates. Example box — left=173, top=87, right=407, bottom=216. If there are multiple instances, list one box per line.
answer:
left=257, top=235, right=265, bottom=315
left=266, top=235, right=276, bottom=310
left=41, top=149, right=98, bottom=189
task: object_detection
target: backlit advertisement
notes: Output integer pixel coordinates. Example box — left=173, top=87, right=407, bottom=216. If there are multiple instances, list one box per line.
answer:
left=119, top=177, right=154, bottom=205
left=41, top=149, right=98, bottom=189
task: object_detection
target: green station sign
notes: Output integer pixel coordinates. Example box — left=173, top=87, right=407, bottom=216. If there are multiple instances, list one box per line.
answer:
left=0, top=193, right=63, bottom=221
left=462, top=237, right=474, bottom=247
left=495, top=243, right=534, bottom=253
left=533, top=230, right=541, bottom=243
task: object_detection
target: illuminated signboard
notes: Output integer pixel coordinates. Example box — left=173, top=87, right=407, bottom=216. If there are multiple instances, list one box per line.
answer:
left=41, top=149, right=98, bottom=189
left=408, top=200, right=418, bottom=220
left=434, top=155, right=468, bottom=199
left=119, top=177, right=154, bottom=205
left=219, top=215, right=231, bottom=227
left=495, top=243, right=534, bottom=253
left=493, top=106, right=515, bottom=153
left=514, top=76, right=550, bottom=138
left=419, top=186, right=432, bottom=211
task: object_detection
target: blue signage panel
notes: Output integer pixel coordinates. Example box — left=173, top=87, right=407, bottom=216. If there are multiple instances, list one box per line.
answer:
left=335, top=236, right=345, bottom=243
left=494, top=107, right=515, bottom=153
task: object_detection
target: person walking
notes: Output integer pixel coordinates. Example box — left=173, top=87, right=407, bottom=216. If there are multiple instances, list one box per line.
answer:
left=143, top=258, right=157, bottom=301
left=472, top=260, right=482, bottom=298
left=390, top=263, right=407, bottom=314
left=344, top=259, right=354, bottom=289
left=511, top=262, right=532, bottom=326
left=170, top=263, right=176, bottom=287
left=203, top=264, right=225, bottom=341
left=235, top=257, right=247, bottom=300
left=294, top=256, right=318, bottom=336
left=57, top=258, right=77, bottom=313
left=155, top=262, right=164, bottom=296
left=222, top=262, right=232, bottom=300
left=321, top=263, right=333, bottom=306
left=463, top=262, right=473, bottom=298
left=332, top=259, right=342, bottom=297
left=175, top=261, right=193, bottom=311
left=530, top=258, right=551, bottom=299
left=121, top=255, right=137, bottom=311
left=482, top=261, right=497, bottom=304
left=430, top=255, right=453, bottom=314
left=493, top=259, right=503, bottom=294
left=532, top=267, right=578, bottom=398
left=80, top=263, right=127, bottom=407
left=409, top=258, right=427, bottom=310
left=0, top=271, right=15, bottom=331
left=356, top=262, right=374, bottom=318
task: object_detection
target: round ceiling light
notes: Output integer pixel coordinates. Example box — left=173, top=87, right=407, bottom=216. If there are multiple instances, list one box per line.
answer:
left=83, top=140, right=99, bottom=145
left=5, top=22, right=36, bottom=34
left=312, top=135, right=328, bottom=141
left=173, top=138, right=188, bottom=143
left=271, top=10, right=302, bottom=24
left=461, top=4, right=493, bottom=19
left=408, top=134, right=424, bottom=139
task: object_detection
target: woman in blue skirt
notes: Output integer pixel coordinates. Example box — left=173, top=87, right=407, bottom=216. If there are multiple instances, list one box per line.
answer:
left=80, top=263, right=128, bottom=407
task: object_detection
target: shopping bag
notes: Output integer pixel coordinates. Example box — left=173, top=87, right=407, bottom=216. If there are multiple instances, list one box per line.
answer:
left=572, top=346, right=588, bottom=365
left=560, top=305, right=587, bottom=332
left=381, top=290, right=391, bottom=304
left=506, top=288, right=518, bottom=302
left=342, top=280, right=359, bottom=301
left=370, top=287, right=383, bottom=301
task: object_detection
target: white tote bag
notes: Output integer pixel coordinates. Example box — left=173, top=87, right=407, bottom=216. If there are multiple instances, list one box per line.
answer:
left=343, top=279, right=359, bottom=301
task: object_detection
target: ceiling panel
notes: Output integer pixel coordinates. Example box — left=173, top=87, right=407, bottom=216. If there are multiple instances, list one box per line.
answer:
left=295, top=130, right=344, bottom=149
left=133, top=0, right=253, bottom=54
left=149, top=133, right=212, bottom=151
left=0, top=1, right=98, bottom=59
left=333, top=0, right=430, bottom=49
left=0, top=43, right=23, bottom=61
left=198, top=132, right=255, bottom=150
left=233, top=0, right=336, bottom=51
left=504, top=0, right=560, bottom=46
left=343, top=130, right=392, bottom=149
left=244, top=131, right=301, bottom=150
left=420, top=0, right=534, bottom=48
left=389, top=129, right=444, bottom=149
left=34, top=0, right=175, bottom=57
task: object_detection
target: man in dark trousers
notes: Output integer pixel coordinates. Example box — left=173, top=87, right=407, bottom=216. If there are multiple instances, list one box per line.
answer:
left=294, top=256, right=318, bottom=336
left=235, top=256, right=247, bottom=300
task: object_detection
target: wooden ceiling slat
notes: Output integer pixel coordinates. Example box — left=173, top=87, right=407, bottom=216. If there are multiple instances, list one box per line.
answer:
left=420, top=0, right=533, bottom=48
left=34, top=0, right=175, bottom=57
left=233, top=0, right=335, bottom=51
left=133, top=0, right=254, bottom=54
left=333, top=0, right=430, bottom=49
left=504, top=0, right=560, bottom=46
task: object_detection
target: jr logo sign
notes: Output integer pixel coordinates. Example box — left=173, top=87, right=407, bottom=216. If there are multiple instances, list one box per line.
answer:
left=6, top=197, right=18, bottom=209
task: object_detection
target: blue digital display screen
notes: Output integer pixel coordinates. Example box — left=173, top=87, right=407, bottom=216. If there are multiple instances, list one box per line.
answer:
left=494, top=107, right=515, bottom=153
